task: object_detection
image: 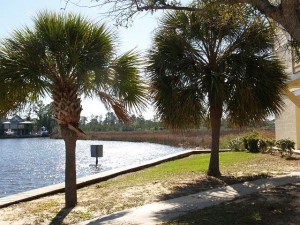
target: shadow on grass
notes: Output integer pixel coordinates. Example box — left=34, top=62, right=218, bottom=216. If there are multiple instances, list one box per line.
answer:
left=158, top=174, right=270, bottom=201
left=49, top=207, right=74, bottom=225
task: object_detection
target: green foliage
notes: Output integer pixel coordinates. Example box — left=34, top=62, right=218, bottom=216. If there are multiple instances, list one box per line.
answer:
left=230, top=133, right=296, bottom=156
left=228, top=137, right=244, bottom=151
left=146, top=2, right=286, bottom=176
left=242, top=132, right=259, bottom=153
left=0, top=11, right=147, bottom=120
left=265, top=139, right=276, bottom=153
left=275, top=139, right=295, bottom=156
left=147, top=3, right=287, bottom=129
left=226, top=132, right=275, bottom=153
left=33, top=101, right=57, bottom=133
left=245, top=138, right=260, bottom=153
left=257, top=139, right=268, bottom=152
left=147, top=2, right=286, bottom=176
left=79, top=112, right=161, bottom=132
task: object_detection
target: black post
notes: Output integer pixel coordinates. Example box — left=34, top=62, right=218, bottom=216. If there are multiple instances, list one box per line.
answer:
left=91, top=145, right=103, bottom=168
left=96, top=150, right=98, bottom=167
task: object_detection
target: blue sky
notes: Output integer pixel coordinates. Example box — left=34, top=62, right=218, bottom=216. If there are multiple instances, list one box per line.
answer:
left=0, top=0, right=161, bottom=119
left=0, top=0, right=161, bottom=51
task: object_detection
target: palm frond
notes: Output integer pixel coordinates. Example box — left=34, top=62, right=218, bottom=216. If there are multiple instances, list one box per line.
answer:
left=226, top=53, right=287, bottom=126
left=98, top=91, right=130, bottom=123
left=107, top=50, right=148, bottom=112
left=150, top=74, right=206, bottom=129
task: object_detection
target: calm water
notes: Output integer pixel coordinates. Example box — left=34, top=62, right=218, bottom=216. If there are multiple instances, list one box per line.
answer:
left=0, top=138, right=184, bottom=197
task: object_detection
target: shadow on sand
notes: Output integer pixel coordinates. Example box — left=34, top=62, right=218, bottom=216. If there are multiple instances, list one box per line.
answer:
left=49, top=207, right=74, bottom=225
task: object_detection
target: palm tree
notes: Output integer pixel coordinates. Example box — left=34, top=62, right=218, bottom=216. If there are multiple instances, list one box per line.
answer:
left=147, top=3, right=287, bottom=176
left=0, top=11, right=146, bottom=207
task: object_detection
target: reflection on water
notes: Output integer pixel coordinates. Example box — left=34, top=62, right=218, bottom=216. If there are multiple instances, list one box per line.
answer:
left=0, top=138, right=184, bottom=197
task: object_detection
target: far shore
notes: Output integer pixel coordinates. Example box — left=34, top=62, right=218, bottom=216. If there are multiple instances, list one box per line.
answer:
left=50, top=128, right=275, bottom=149
left=0, top=134, right=49, bottom=139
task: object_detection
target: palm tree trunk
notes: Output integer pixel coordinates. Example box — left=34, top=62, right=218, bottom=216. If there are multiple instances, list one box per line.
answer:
left=53, top=84, right=81, bottom=207
left=207, top=101, right=222, bottom=177
left=61, top=124, right=78, bottom=208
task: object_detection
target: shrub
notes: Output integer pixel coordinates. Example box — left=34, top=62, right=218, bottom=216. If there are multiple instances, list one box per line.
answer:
left=246, top=138, right=260, bottom=153
left=228, top=137, right=244, bottom=151
left=243, top=132, right=260, bottom=153
left=265, top=139, right=276, bottom=153
left=258, top=139, right=268, bottom=152
left=275, top=139, right=295, bottom=156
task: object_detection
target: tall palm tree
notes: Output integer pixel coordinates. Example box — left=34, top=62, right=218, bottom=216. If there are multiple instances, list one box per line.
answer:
left=147, top=3, right=287, bottom=176
left=0, top=11, right=146, bottom=207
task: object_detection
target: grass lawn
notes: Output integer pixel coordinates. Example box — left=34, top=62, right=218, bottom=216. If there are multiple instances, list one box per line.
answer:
left=0, top=151, right=299, bottom=225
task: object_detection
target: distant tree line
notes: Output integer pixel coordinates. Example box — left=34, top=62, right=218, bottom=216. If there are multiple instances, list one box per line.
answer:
left=79, top=113, right=162, bottom=132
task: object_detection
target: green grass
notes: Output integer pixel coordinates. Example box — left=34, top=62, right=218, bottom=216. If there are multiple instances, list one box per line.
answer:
left=104, top=152, right=257, bottom=186
left=146, top=152, right=257, bottom=175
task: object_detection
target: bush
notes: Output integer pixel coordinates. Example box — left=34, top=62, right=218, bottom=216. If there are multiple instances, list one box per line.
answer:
left=243, top=132, right=260, bottom=153
left=275, top=139, right=295, bottom=156
left=225, top=131, right=295, bottom=156
left=258, top=139, right=268, bottom=152
left=242, top=132, right=275, bottom=153
left=265, top=139, right=276, bottom=153
left=228, top=137, right=244, bottom=151
left=246, top=138, right=260, bottom=153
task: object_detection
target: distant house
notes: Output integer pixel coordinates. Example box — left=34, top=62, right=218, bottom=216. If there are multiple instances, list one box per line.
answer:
left=1, top=115, right=34, bottom=136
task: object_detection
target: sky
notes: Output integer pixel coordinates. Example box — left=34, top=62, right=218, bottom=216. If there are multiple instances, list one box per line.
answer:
left=0, top=0, right=162, bottom=119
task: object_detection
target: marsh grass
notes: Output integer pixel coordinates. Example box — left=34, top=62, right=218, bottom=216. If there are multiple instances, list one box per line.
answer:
left=51, top=129, right=275, bottom=149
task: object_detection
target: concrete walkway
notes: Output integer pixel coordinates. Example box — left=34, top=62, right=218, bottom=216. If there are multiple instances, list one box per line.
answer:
left=78, top=172, right=300, bottom=225
left=294, top=149, right=300, bottom=154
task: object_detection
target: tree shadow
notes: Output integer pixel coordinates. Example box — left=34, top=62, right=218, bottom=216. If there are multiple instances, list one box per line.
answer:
left=158, top=174, right=270, bottom=201
left=164, top=182, right=300, bottom=225
left=49, top=207, right=74, bottom=225
left=285, top=156, right=300, bottom=161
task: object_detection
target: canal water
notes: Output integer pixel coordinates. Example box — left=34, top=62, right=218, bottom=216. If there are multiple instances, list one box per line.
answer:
left=0, top=138, right=184, bottom=197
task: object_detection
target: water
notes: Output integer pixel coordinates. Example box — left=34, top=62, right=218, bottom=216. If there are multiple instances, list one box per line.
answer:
left=0, top=138, right=184, bottom=197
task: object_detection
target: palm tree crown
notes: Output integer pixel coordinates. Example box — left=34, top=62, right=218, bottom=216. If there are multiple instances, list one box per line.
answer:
left=0, top=11, right=146, bottom=123
left=148, top=3, right=287, bottom=176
